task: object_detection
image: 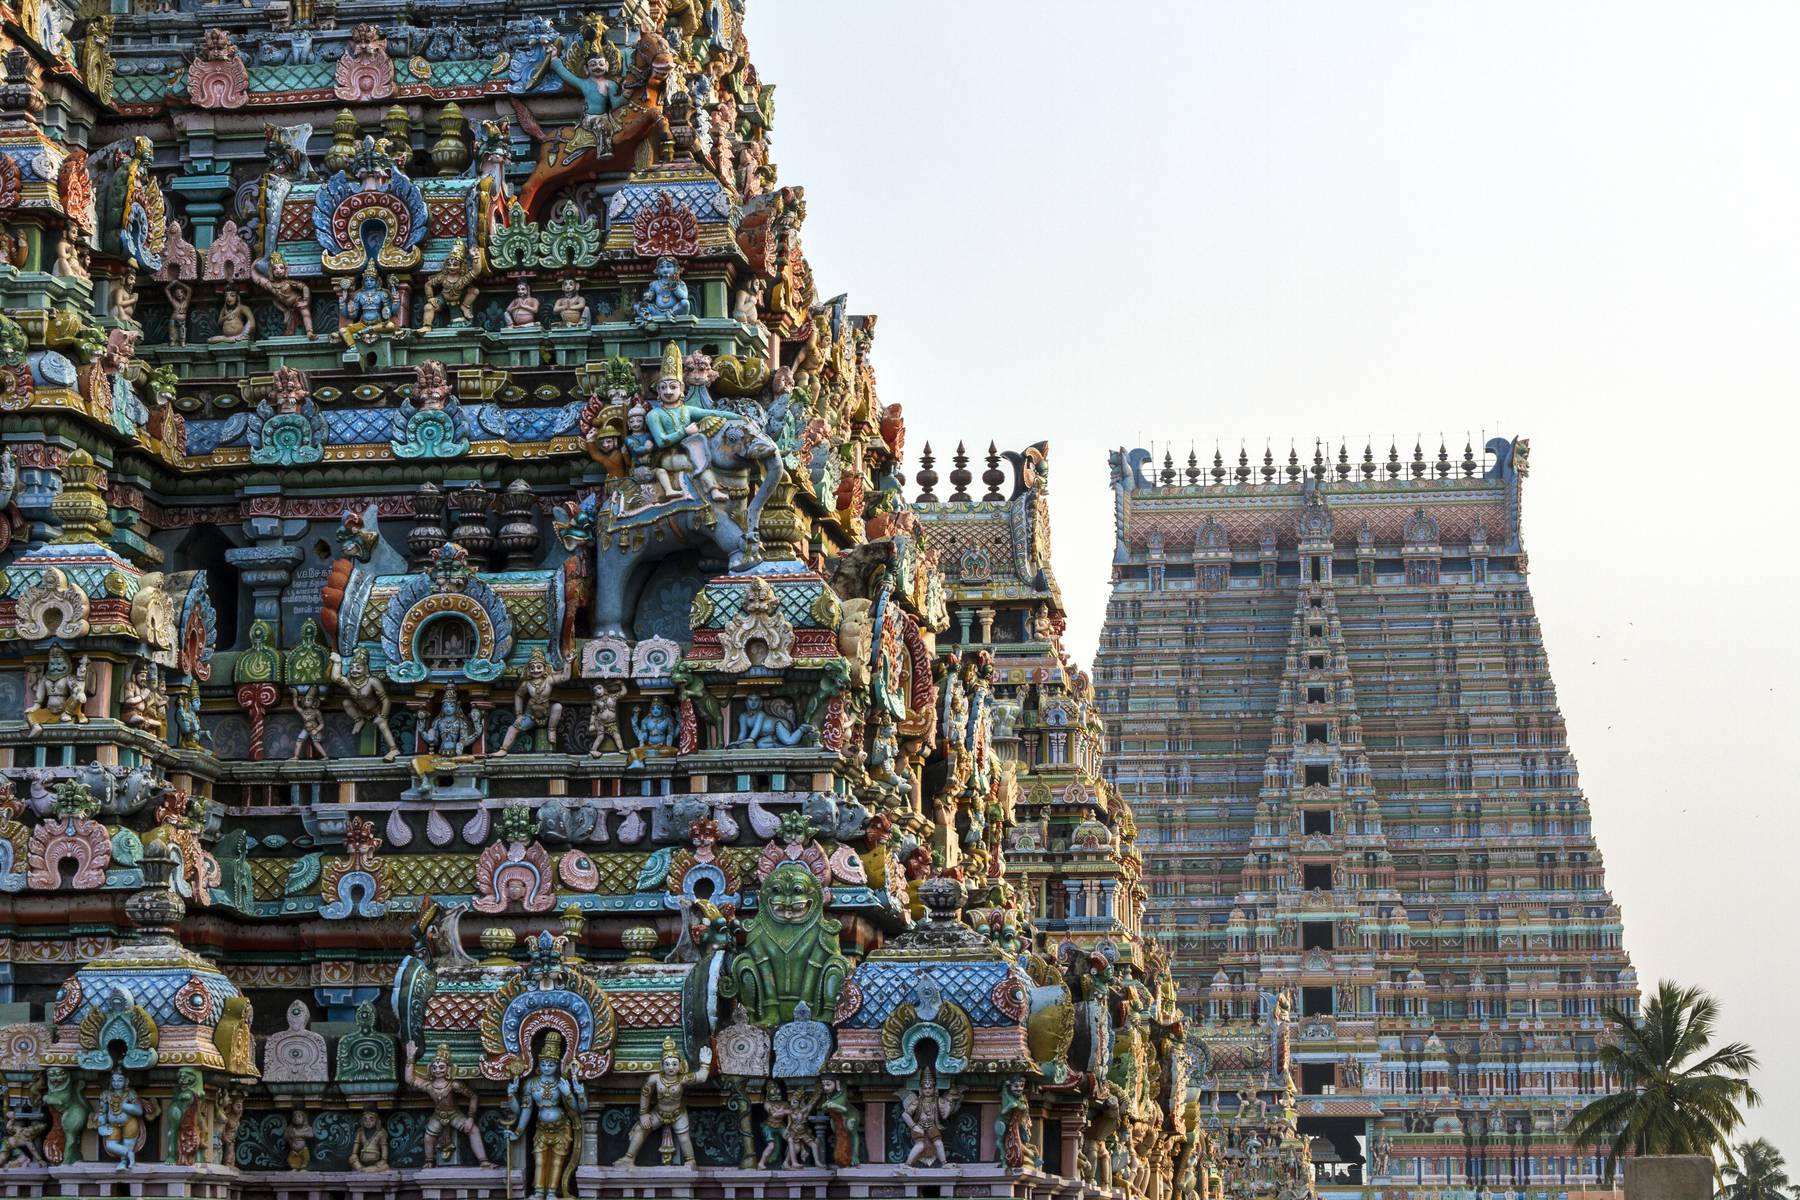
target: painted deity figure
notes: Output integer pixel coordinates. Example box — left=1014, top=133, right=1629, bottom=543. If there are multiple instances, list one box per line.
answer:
left=0, top=1104, right=47, bottom=1167
left=208, top=288, right=254, bottom=343
left=284, top=1109, right=313, bottom=1169
left=350, top=1110, right=389, bottom=1171
left=506, top=281, right=540, bottom=328
left=901, top=1064, right=964, bottom=1169
left=252, top=251, right=317, bottom=338
left=28, top=648, right=92, bottom=733
left=632, top=255, right=691, bottom=322
left=94, top=1071, right=145, bottom=1170
left=164, top=280, right=192, bottom=345
left=420, top=239, right=482, bottom=331
left=118, top=663, right=165, bottom=736
left=615, top=1038, right=712, bottom=1166
left=644, top=343, right=737, bottom=502
left=329, top=649, right=398, bottom=759
left=420, top=685, right=478, bottom=756
left=548, top=46, right=624, bottom=144
left=505, top=1032, right=583, bottom=1200
left=552, top=278, right=591, bottom=327
left=496, top=649, right=572, bottom=755
left=289, top=683, right=328, bottom=759
left=339, top=266, right=397, bottom=344
left=627, top=699, right=677, bottom=766
left=404, top=1041, right=491, bottom=1167
left=587, top=681, right=625, bottom=756
left=728, top=694, right=813, bottom=749
left=759, top=1082, right=823, bottom=1169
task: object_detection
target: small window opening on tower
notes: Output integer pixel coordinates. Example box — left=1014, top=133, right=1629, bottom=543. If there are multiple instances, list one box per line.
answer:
left=1305, top=723, right=1328, bottom=744
left=1301, top=986, right=1334, bottom=1017
left=1302, top=809, right=1332, bottom=835
left=1310, top=597, right=1324, bottom=610
left=1309, top=624, right=1324, bottom=638
left=1310, top=556, right=1325, bottom=581
left=1303, top=865, right=1334, bottom=891
left=1304, top=764, right=1330, bottom=787
left=1308, top=654, right=1325, bottom=670
left=1307, top=686, right=1327, bottom=704
left=1300, top=1063, right=1335, bottom=1095
left=1302, top=922, right=1335, bottom=949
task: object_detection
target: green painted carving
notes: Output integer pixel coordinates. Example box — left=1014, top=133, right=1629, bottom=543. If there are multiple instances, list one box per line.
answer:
left=285, top=619, right=327, bottom=686
left=44, top=1065, right=90, bottom=1164
left=487, top=201, right=540, bottom=270
left=537, top=201, right=601, bottom=269
left=726, top=862, right=847, bottom=1027
left=334, top=1001, right=398, bottom=1094
left=234, top=620, right=281, bottom=684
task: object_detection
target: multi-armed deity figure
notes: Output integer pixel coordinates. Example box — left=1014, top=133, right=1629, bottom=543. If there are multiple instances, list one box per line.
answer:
left=615, top=1038, right=713, bottom=1167
left=404, top=1041, right=492, bottom=1167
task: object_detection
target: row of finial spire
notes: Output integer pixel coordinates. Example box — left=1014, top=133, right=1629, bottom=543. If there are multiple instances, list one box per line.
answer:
left=1145, top=439, right=1484, bottom=487
left=912, top=441, right=1011, bottom=503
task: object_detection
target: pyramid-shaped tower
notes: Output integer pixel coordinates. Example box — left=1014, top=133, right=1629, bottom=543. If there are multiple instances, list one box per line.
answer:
left=1096, top=442, right=1635, bottom=1197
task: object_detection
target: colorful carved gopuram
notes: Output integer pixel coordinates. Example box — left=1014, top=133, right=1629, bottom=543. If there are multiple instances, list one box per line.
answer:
left=0, top=4, right=1244, bottom=1200
left=1099, top=444, right=1637, bottom=1200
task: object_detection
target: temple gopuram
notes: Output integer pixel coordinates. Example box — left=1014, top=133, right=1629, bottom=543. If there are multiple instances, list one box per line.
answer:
left=0, top=3, right=1264, bottom=1200
left=1097, top=444, right=1636, bottom=1200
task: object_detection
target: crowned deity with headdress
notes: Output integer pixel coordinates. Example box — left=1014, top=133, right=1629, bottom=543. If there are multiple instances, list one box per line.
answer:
left=506, top=1031, right=584, bottom=1199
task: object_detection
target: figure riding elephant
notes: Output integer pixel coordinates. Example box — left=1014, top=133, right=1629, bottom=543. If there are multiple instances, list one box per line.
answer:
left=593, top=418, right=781, bottom=641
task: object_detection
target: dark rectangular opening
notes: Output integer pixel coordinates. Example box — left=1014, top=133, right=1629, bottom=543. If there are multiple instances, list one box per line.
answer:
left=1307, top=685, right=1326, bottom=703
left=1304, top=764, right=1329, bottom=787
left=1301, top=986, right=1334, bottom=1016
left=1303, top=864, right=1334, bottom=891
left=1305, top=723, right=1328, bottom=744
left=1300, top=1062, right=1335, bottom=1094
left=1302, top=809, right=1332, bottom=835
left=1308, top=624, right=1324, bottom=638
left=1308, top=654, right=1325, bottom=670
left=1302, top=922, right=1335, bottom=949
left=1310, top=597, right=1324, bottom=609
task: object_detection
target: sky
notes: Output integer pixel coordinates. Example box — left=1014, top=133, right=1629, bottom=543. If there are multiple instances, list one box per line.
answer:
left=751, top=0, right=1800, bottom=1149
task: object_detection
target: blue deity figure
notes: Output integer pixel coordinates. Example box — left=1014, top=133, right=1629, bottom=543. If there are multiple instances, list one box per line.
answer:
left=632, top=256, right=692, bottom=323
left=340, top=266, right=397, bottom=345
left=420, top=686, right=477, bottom=756
left=728, top=694, right=813, bottom=749
left=627, top=698, right=677, bottom=767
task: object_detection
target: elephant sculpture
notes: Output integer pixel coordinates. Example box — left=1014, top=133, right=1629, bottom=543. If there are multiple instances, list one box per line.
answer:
left=594, top=417, right=781, bottom=641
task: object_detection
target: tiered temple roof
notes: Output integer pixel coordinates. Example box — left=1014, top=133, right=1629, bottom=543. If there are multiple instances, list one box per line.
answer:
left=1097, top=439, right=1633, bottom=1200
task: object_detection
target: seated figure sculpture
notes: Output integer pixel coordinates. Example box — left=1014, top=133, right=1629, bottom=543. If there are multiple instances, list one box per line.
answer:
left=632, top=256, right=691, bottom=323
left=420, top=685, right=478, bottom=756
left=729, top=694, right=814, bottom=749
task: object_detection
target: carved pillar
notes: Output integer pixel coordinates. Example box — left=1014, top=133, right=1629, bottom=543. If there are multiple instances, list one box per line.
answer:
left=226, top=544, right=303, bottom=629
left=975, top=607, right=996, bottom=644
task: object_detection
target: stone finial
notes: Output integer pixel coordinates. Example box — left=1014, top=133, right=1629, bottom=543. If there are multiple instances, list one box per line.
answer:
left=915, top=442, right=939, bottom=502
left=948, top=442, right=971, bottom=502
left=981, top=442, right=1005, bottom=501
left=1211, top=449, right=1226, bottom=485
left=1235, top=447, right=1251, bottom=484
left=1261, top=447, right=1276, bottom=485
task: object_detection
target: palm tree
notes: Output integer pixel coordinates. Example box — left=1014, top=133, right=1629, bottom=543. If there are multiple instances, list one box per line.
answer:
left=1720, top=1140, right=1793, bottom=1200
left=1566, top=980, right=1759, bottom=1181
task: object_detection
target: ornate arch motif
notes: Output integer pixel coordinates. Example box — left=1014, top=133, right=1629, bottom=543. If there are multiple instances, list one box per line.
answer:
left=27, top=813, right=110, bottom=889
left=76, top=986, right=159, bottom=1070
left=381, top=570, right=514, bottom=683
left=16, top=568, right=89, bottom=640
left=473, top=838, right=554, bottom=913
left=479, top=952, right=615, bottom=1081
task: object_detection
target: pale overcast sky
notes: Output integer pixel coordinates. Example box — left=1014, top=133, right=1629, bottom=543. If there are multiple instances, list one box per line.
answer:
left=753, top=0, right=1800, bottom=1147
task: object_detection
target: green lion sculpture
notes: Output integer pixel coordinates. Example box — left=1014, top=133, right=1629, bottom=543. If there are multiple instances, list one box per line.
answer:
left=727, top=862, right=848, bottom=1027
